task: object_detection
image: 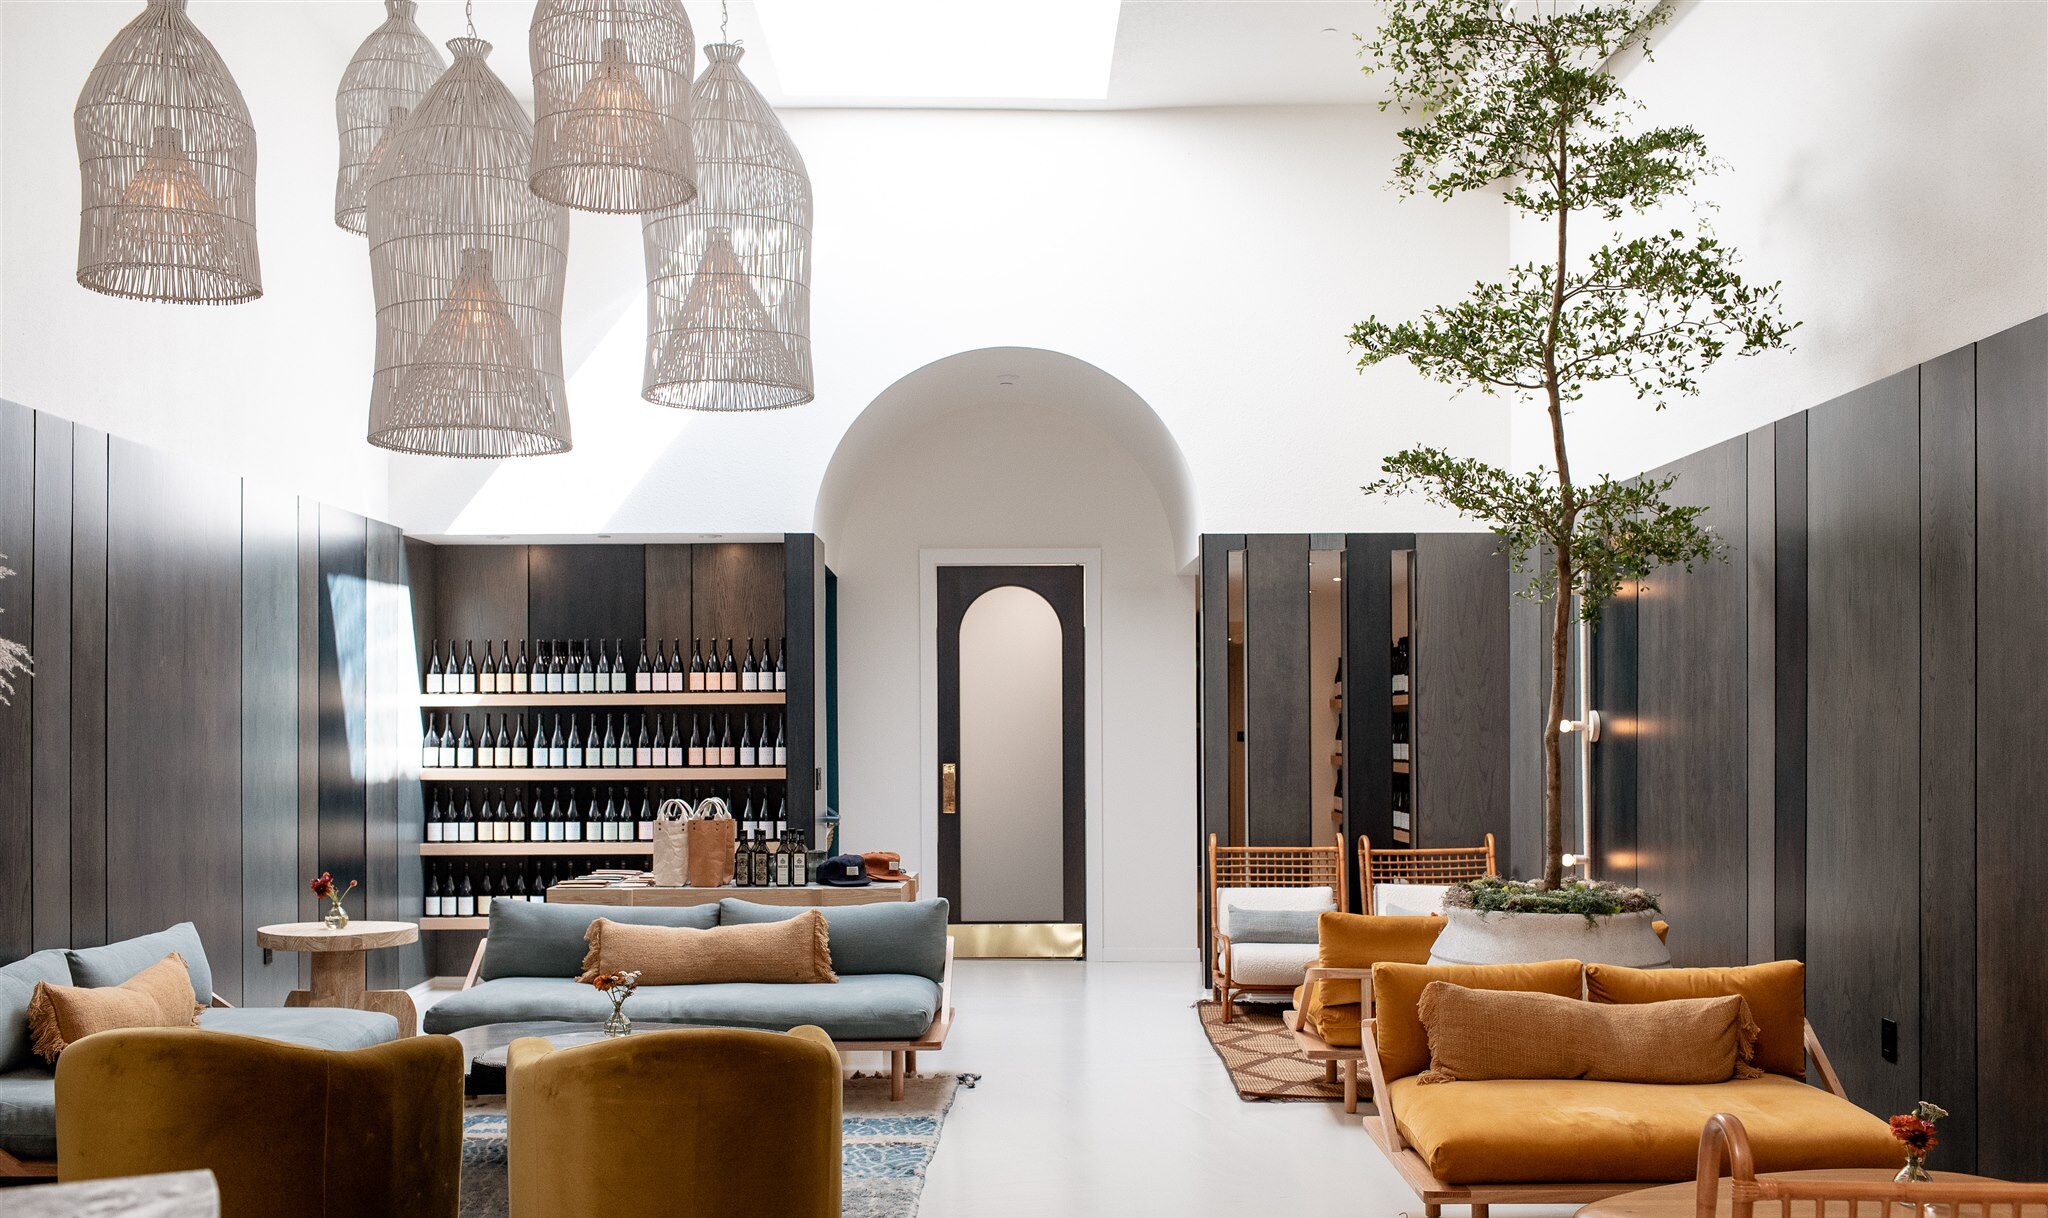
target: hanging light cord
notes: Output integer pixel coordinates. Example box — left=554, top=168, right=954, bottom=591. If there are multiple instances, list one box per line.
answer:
left=465, top=0, right=476, bottom=39
left=720, top=0, right=729, bottom=42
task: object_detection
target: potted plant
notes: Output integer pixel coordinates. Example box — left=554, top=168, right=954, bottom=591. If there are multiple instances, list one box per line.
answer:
left=1429, top=877, right=1668, bottom=967
left=1349, top=1, right=1794, bottom=961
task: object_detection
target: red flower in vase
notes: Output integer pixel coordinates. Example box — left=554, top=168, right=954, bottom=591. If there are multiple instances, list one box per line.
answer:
left=1889, top=1115, right=1939, bottom=1153
left=308, top=872, right=358, bottom=901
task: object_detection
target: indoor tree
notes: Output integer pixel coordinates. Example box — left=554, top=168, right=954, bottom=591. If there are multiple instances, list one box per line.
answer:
left=1350, top=0, right=1794, bottom=890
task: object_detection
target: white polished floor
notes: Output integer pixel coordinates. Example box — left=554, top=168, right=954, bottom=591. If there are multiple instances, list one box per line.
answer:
left=877, top=959, right=1572, bottom=1218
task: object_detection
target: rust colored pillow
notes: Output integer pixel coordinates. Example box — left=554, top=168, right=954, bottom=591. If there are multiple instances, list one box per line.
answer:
left=1414, top=981, right=1760, bottom=1085
left=579, top=912, right=838, bottom=985
left=1585, top=959, right=1806, bottom=1078
left=28, top=952, right=201, bottom=1062
left=1371, top=959, right=1586, bottom=1080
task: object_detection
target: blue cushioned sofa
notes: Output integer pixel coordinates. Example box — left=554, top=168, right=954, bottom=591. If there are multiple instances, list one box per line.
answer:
left=0, top=922, right=400, bottom=1177
left=424, top=898, right=956, bottom=1099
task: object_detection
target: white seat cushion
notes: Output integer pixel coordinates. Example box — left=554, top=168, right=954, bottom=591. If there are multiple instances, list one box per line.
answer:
left=1372, top=882, right=1451, bottom=917
left=1226, top=941, right=1319, bottom=988
left=1215, top=886, right=1336, bottom=938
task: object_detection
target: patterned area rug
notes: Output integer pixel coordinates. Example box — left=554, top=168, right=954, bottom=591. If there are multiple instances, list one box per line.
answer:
left=458, top=1072, right=971, bottom=1218
left=1195, top=999, right=1347, bottom=1102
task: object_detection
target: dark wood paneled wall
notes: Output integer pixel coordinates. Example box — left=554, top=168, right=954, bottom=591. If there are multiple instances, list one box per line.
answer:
left=0, top=401, right=427, bottom=1002
left=1411, top=533, right=1509, bottom=853
left=1243, top=534, right=1311, bottom=845
left=1572, top=314, right=2048, bottom=1166
left=1343, top=534, right=1405, bottom=883
left=1973, top=314, right=2048, bottom=1179
left=691, top=542, right=785, bottom=650
left=1589, top=578, right=1638, bottom=888
left=783, top=535, right=822, bottom=835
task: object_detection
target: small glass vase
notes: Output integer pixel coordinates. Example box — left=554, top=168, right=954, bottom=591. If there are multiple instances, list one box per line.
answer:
left=603, top=996, right=632, bottom=1038
left=323, top=899, right=350, bottom=931
left=1895, top=1152, right=1929, bottom=1184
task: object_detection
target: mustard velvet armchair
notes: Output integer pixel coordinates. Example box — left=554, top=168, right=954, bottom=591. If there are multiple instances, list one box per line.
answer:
left=54, top=1028, right=462, bottom=1217
left=508, top=1025, right=842, bottom=1218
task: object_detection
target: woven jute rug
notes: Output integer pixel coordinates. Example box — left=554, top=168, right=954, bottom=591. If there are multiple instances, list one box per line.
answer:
left=1196, top=999, right=1347, bottom=1103
left=458, top=1072, right=973, bottom=1217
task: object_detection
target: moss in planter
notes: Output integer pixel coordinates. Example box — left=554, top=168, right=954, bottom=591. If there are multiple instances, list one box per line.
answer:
left=1444, top=877, right=1660, bottom=921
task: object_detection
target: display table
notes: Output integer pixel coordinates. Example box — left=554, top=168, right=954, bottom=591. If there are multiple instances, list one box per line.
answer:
left=546, top=871, right=919, bottom=908
left=1576, top=1170, right=1999, bottom=1218
left=254, top=921, right=420, bottom=1037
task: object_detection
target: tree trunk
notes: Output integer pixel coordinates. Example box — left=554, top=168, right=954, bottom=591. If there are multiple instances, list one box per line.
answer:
left=1542, top=549, right=1570, bottom=890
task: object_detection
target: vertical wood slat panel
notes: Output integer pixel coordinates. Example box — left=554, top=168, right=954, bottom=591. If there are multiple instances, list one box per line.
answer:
left=107, top=438, right=244, bottom=1000
left=644, top=544, right=694, bottom=649
left=69, top=426, right=110, bottom=949
left=1918, top=344, right=1977, bottom=1169
left=317, top=507, right=369, bottom=924
left=1244, top=534, right=1310, bottom=846
left=366, top=521, right=424, bottom=988
left=1745, top=425, right=1777, bottom=965
left=31, top=414, right=73, bottom=951
left=1411, top=533, right=1509, bottom=853
left=432, top=545, right=530, bottom=667
left=690, top=543, right=785, bottom=658
left=0, top=401, right=33, bottom=963
left=1772, top=413, right=1810, bottom=963
left=1508, top=579, right=1548, bottom=882
left=1974, top=313, right=2048, bottom=1179
left=1343, top=534, right=1401, bottom=884
left=1196, top=535, right=1241, bottom=975
left=1635, top=437, right=1749, bottom=967
left=1590, top=578, right=1639, bottom=889
left=782, top=535, right=819, bottom=837
left=527, top=544, right=646, bottom=655
left=241, top=483, right=300, bottom=1006
left=296, top=500, right=320, bottom=941
left=1806, top=369, right=1922, bottom=1118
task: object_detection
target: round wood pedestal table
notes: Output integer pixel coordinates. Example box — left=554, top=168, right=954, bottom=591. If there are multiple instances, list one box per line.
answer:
left=1576, top=1170, right=1999, bottom=1218
left=255, top=921, right=420, bottom=1038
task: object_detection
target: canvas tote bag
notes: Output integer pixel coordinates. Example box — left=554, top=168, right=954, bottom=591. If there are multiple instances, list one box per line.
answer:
left=652, top=798, right=693, bottom=886
left=684, top=797, right=737, bottom=887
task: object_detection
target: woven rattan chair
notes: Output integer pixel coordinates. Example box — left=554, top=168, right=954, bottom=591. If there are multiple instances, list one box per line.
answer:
left=1696, top=1113, right=2048, bottom=1218
left=1358, top=832, right=1497, bottom=914
left=1207, top=832, right=1346, bottom=1019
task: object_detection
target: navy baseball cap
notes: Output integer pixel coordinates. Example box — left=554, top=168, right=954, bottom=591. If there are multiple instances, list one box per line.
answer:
left=815, top=854, right=872, bottom=886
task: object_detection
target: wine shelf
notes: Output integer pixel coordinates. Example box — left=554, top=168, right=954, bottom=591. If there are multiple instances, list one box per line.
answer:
left=420, top=916, right=489, bottom=931
left=420, top=842, right=653, bottom=857
left=422, top=767, right=785, bottom=782
left=420, top=691, right=783, bottom=708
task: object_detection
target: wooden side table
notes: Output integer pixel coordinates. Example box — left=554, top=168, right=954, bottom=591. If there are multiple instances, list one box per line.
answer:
left=255, top=921, right=420, bottom=1038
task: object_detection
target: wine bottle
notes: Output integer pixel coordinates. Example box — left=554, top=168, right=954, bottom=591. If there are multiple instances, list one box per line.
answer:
left=637, top=794, right=655, bottom=842
left=773, top=715, right=787, bottom=767
left=597, top=640, right=615, bottom=693
left=494, top=715, right=513, bottom=767
left=512, top=639, right=529, bottom=693
left=480, top=640, right=497, bottom=694
left=610, top=639, right=627, bottom=693
left=456, top=715, right=476, bottom=768
left=586, top=792, right=605, bottom=842
left=422, top=715, right=441, bottom=770
left=451, top=794, right=471, bottom=843
left=792, top=831, right=809, bottom=886
left=546, top=716, right=563, bottom=768
left=424, top=867, right=442, bottom=918
left=720, top=714, right=737, bottom=767
left=774, top=637, right=786, bottom=692
left=635, top=638, right=652, bottom=692
left=738, top=716, right=757, bottom=767
left=436, top=717, right=455, bottom=768
left=774, top=839, right=792, bottom=887
left=457, top=642, right=476, bottom=694
left=426, top=639, right=443, bottom=695
left=509, top=792, right=527, bottom=842
left=601, top=714, right=619, bottom=768
left=578, top=639, right=596, bottom=693
left=511, top=716, right=529, bottom=768
left=565, top=716, right=583, bottom=768
left=721, top=639, right=738, bottom=692
left=684, top=715, right=702, bottom=767
left=753, top=833, right=772, bottom=887
left=635, top=716, right=653, bottom=768
left=741, top=637, right=759, bottom=692
left=774, top=794, right=788, bottom=840
left=425, top=791, right=444, bottom=842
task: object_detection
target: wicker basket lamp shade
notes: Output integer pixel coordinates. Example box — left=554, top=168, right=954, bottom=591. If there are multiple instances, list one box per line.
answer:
left=642, top=43, right=812, bottom=411
left=530, top=0, right=696, bottom=214
left=335, top=0, right=445, bottom=235
left=73, top=0, right=260, bottom=304
left=365, top=37, right=572, bottom=459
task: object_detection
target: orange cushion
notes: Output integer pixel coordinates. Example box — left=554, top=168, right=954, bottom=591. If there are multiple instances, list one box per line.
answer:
left=1586, top=959, right=1805, bottom=1078
left=1388, top=1073, right=1898, bottom=1184
left=1371, top=959, right=1584, bottom=1080
left=1414, top=983, right=1759, bottom=1084
left=1291, top=913, right=1443, bottom=1047
left=579, top=914, right=837, bottom=985
left=28, top=953, right=200, bottom=1062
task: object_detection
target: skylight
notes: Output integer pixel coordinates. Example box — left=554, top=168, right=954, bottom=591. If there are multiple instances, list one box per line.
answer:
left=753, top=0, right=1122, bottom=102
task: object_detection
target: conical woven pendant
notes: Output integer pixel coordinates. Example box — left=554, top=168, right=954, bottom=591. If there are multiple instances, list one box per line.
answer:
left=653, top=226, right=803, bottom=392
left=335, top=0, right=444, bottom=235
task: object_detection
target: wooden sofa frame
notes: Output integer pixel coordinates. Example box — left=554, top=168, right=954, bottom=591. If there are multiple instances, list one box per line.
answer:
left=1358, top=1014, right=1853, bottom=1217
left=1208, top=832, right=1347, bottom=1020
left=461, top=937, right=955, bottom=1102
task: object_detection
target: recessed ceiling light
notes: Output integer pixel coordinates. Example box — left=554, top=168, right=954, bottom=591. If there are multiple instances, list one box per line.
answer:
left=755, top=0, right=1121, bottom=101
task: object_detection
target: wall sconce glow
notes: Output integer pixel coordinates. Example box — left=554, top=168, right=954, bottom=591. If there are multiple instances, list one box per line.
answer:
left=1557, top=710, right=1602, bottom=741
left=754, top=0, right=1121, bottom=101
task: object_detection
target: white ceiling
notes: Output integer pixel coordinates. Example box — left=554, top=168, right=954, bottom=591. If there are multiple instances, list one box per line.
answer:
left=298, top=0, right=1385, bottom=110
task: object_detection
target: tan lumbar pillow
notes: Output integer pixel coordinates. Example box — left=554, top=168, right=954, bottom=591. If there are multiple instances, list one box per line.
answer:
left=579, top=912, right=838, bottom=985
left=1415, top=980, right=1760, bottom=1085
left=28, top=952, right=202, bottom=1062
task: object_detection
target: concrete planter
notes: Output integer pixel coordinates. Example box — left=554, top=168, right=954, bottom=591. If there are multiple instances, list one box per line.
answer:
left=1427, top=907, right=1672, bottom=968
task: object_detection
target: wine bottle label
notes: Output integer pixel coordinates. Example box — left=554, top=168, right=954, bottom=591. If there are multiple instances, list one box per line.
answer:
left=742, top=670, right=758, bottom=692
left=776, top=672, right=787, bottom=692
left=739, top=747, right=757, bottom=766
left=426, top=674, right=442, bottom=695
left=722, top=673, right=737, bottom=692
left=687, top=748, right=704, bottom=767
left=722, top=748, right=737, bottom=766
left=513, top=672, right=528, bottom=693
left=510, top=823, right=525, bottom=841
left=512, top=748, right=529, bottom=768
left=635, top=748, right=651, bottom=766
left=495, top=747, right=511, bottom=767
left=775, top=745, right=788, bottom=766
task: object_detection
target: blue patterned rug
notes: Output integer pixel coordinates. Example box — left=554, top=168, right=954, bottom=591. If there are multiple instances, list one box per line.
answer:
left=459, top=1072, right=973, bottom=1218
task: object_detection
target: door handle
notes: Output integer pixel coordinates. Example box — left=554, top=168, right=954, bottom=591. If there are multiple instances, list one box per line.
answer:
left=941, top=763, right=958, bottom=815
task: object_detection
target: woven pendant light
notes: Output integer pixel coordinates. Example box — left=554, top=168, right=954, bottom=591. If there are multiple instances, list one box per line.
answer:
left=643, top=42, right=812, bottom=411
left=74, top=0, right=260, bottom=304
left=366, top=36, right=572, bottom=458
left=335, top=0, right=445, bottom=235
left=530, top=0, right=696, bottom=214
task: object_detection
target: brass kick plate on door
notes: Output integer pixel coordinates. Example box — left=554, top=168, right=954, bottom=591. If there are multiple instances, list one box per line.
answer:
left=941, top=763, right=958, bottom=814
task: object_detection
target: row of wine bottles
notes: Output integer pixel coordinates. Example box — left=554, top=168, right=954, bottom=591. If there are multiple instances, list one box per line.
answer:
left=426, top=785, right=788, bottom=844
left=424, top=637, right=787, bottom=695
left=423, top=832, right=817, bottom=916
left=420, top=712, right=786, bottom=770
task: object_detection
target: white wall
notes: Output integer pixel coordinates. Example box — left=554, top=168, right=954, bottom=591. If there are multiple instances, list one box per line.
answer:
left=826, top=388, right=1196, bottom=962
left=1508, top=0, right=2048, bottom=480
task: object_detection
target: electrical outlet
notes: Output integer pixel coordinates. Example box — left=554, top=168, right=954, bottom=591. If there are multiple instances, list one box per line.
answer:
left=1881, top=1017, right=1899, bottom=1063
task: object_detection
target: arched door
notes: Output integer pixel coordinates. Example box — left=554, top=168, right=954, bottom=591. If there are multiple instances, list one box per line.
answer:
left=936, top=565, right=1085, bottom=957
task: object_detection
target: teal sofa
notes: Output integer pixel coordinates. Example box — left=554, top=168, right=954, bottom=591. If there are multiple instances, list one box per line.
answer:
left=423, top=898, right=956, bottom=1099
left=0, top=923, right=399, bottom=1175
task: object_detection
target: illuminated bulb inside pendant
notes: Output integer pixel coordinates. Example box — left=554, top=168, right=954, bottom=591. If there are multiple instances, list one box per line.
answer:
left=365, top=105, right=409, bottom=180
left=558, top=37, right=665, bottom=157
left=391, top=248, right=545, bottom=422
left=112, top=125, right=230, bottom=258
left=667, top=226, right=800, bottom=381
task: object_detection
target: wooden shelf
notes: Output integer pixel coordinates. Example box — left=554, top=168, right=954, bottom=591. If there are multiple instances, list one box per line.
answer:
left=1392, top=760, right=1411, bottom=774
left=1391, top=693, right=1410, bottom=709
left=421, top=767, right=785, bottom=782
left=420, top=691, right=783, bottom=708
left=420, top=842, right=653, bottom=856
left=420, top=917, right=489, bottom=931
